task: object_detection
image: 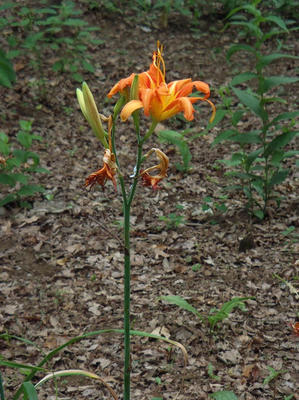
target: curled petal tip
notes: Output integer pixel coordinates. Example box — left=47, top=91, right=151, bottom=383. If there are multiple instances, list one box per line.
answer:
left=207, top=100, right=216, bottom=123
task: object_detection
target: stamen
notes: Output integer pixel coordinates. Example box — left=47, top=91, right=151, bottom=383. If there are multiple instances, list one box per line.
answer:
left=156, top=40, right=165, bottom=83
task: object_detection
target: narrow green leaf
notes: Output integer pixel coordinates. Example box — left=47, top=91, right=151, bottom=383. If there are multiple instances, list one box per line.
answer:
left=22, top=382, right=38, bottom=400
left=264, top=15, right=288, bottom=31
left=264, top=131, right=297, bottom=157
left=0, top=359, right=43, bottom=371
left=257, top=53, right=298, bottom=69
left=245, top=148, right=263, bottom=169
left=212, top=129, right=237, bottom=146
left=206, top=109, right=227, bottom=130
left=63, top=18, right=87, bottom=26
left=227, top=44, right=256, bottom=61
left=232, top=88, right=266, bottom=120
left=160, top=295, right=204, bottom=321
left=263, top=366, right=287, bottom=385
left=17, top=184, right=45, bottom=196
left=269, top=111, right=299, bottom=126
left=0, top=193, right=17, bottom=206
left=230, top=132, right=262, bottom=144
left=221, top=152, right=243, bottom=167
left=210, top=390, right=238, bottom=400
left=208, top=297, right=253, bottom=331
left=269, top=169, right=289, bottom=188
left=231, top=72, right=257, bottom=86
left=262, top=76, right=298, bottom=92
left=0, top=49, right=16, bottom=88
left=229, top=21, right=262, bottom=37
left=231, top=110, right=244, bottom=126
left=158, top=130, right=191, bottom=171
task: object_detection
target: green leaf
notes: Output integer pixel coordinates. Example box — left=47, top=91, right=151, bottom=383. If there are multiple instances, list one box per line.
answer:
left=231, top=72, right=257, bottom=86
left=0, top=49, right=16, bottom=88
left=22, top=382, right=38, bottom=400
left=221, top=152, right=243, bottom=167
left=0, top=359, right=43, bottom=371
left=63, top=18, right=87, bottom=26
left=264, top=15, right=288, bottom=31
left=253, top=209, right=264, bottom=219
left=160, top=295, right=204, bottom=322
left=257, top=53, right=298, bottom=69
left=82, top=59, right=95, bottom=73
left=72, top=72, right=83, bottom=82
left=226, top=3, right=261, bottom=19
left=17, top=184, right=45, bottom=196
left=269, top=169, right=289, bottom=188
left=206, top=109, right=227, bottom=130
left=208, top=297, right=253, bottom=331
left=0, top=140, right=10, bottom=156
left=158, top=130, right=191, bottom=172
left=13, top=149, right=28, bottom=163
left=263, top=366, right=287, bottom=385
left=209, top=390, right=238, bottom=400
left=0, top=132, right=9, bottom=143
left=269, top=111, right=299, bottom=126
left=231, top=110, right=244, bottom=126
left=264, top=131, right=297, bottom=157
left=0, top=193, right=17, bottom=206
left=17, top=132, right=32, bottom=149
left=229, top=21, right=262, bottom=38
left=262, top=76, right=298, bottom=92
left=0, top=173, right=16, bottom=186
left=230, top=132, right=262, bottom=144
left=226, top=44, right=256, bottom=61
left=232, top=87, right=266, bottom=120
left=244, top=148, right=263, bottom=169
left=11, top=173, right=28, bottom=184
left=212, top=129, right=237, bottom=146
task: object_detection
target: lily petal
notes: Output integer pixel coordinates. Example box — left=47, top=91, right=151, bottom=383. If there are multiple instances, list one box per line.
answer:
left=120, top=99, right=143, bottom=121
left=107, top=73, right=135, bottom=98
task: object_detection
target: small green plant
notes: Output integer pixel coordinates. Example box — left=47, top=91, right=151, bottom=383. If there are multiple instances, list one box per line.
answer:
left=0, top=120, right=48, bottom=207
left=192, top=263, right=202, bottom=272
left=160, top=295, right=253, bottom=332
left=207, top=363, right=221, bottom=381
left=263, top=366, right=287, bottom=385
left=213, top=1, right=298, bottom=219
left=159, top=205, right=186, bottom=230
left=202, top=195, right=228, bottom=217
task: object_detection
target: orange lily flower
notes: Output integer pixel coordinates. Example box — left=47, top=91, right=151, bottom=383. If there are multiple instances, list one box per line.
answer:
left=85, top=116, right=117, bottom=191
left=140, top=148, right=169, bottom=190
left=108, top=42, right=216, bottom=123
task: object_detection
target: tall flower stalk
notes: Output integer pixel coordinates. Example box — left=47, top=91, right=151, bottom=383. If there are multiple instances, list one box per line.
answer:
left=77, top=43, right=215, bottom=399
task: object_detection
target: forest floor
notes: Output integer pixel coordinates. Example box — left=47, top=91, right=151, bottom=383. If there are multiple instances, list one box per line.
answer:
left=0, top=4, right=298, bottom=400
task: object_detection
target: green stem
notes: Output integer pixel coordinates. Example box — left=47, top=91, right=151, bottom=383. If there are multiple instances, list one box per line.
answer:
left=123, top=199, right=131, bottom=400
left=122, top=120, right=158, bottom=399
left=141, top=120, right=158, bottom=145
